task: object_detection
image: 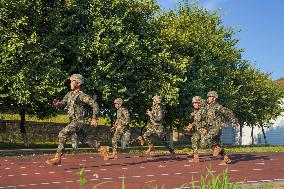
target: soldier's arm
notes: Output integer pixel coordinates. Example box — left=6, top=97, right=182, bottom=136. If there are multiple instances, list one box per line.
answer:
left=151, top=108, right=163, bottom=122
left=220, top=106, right=238, bottom=125
left=79, top=93, right=100, bottom=119
left=121, top=109, right=130, bottom=125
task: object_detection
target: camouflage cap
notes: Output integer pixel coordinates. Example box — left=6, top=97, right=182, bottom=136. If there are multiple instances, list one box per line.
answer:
left=114, top=98, right=123, bottom=105
left=192, top=96, right=202, bottom=103
left=152, top=95, right=162, bottom=103
left=207, top=91, right=218, bottom=98
left=70, top=74, right=84, bottom=85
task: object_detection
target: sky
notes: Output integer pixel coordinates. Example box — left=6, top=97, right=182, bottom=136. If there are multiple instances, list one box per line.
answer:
left=157, top=0, right=284, bottom=80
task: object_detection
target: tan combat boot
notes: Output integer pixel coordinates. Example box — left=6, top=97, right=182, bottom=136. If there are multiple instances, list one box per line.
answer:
left=145, top=144, right=153, bottom=154
left=189, top=153, right=200, bottom=163
left=108, top=151, right=118, bottom=159
left=99, top=146, right=110, bottom=161
left=220, top=155, right=231, bottom=164
left=45, top=153, right=62, bottom=165
left=212, top=146, right=221, bottom=157
left=137, top=136, right=145, bottom=146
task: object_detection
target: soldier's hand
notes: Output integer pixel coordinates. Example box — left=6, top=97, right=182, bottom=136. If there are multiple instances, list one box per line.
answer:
left=115, top=124, right=122, bottom=131
left=232, top=123, right=239, bottom=128
left=222, top=123, right=228, bottom=128
left=186, top=124, right=193, bottom=130
left=200, top=128, right=207, bottom=135
left=52, top=99, right=61, bottom=107
left=91, top=119, right=98, bottom=127
left=146, top=110, right=152, bottom=117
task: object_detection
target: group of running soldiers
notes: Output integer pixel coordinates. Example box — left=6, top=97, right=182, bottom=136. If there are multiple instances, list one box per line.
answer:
left=45, top=74, right=239, bottom=165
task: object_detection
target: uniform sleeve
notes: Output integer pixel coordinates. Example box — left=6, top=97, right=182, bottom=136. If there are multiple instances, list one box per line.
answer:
left=79, top=93, right=100, bottom=119
left=220, top=106, right=238, bottom=124
left=121, top=108, right=130, bottom=125
left=152, top=107, right=163, bottom=122
left=60, top=92, right=69, bottom=107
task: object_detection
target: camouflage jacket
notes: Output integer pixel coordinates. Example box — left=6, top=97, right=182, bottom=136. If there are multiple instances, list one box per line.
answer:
left=114, top=106, right=130, bottom=128
left=189, top=108, right=206, bottom=131
left=204, top=102, right=237, bottom=127
left=61, top=91, right=100, bottom=121
left=149, top=104, right=164, bottom=126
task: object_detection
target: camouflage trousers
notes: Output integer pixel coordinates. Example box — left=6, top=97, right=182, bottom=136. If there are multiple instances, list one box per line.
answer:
left=57, top=120, right=98, bottom=154
left=200, top=126, right=221, bottom=149
left=191, top=131, right=201, bottom=152
left=112, top=127, right=131, bottom=152
left=143, top=125, right=174, bottom=153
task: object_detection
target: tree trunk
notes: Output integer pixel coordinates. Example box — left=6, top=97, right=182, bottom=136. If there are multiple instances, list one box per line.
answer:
left=19, top=109, right=29, bottom=147
left=261, top=123, right=268, bottom=145
left=251, top=124, right=254, bottom=145
left=169, top=125, right=173, bottom=147
left=239, top=121, right=243, bottom=145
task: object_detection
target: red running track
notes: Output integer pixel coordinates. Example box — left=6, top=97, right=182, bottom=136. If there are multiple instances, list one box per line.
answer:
left=0, top=152, right=284, bottom=189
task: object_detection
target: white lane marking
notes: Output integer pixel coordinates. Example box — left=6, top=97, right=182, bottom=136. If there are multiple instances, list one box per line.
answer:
left=175, top=173, right=182, bottom=175
left=32, top=162, right=38, bottom=164
left=52, top=182, right=61, bottom=184
left=274, top=179, right=284, bottom=181
left=8, top=175, right=15, bottom=177
left=132, top=176, right=141, bottom=178
left=20, top=167, right=26, bottom=169
left=253, top=169, right=263, bottom=171
left=229, top=170, right=239, bottom=172
left=4, top=160, right=8, bottom=162
left=158, top=165, right=166, bottom=168
left=34, top=173, right=41, bottom=175
left=21, top=174, right=28, bottom=176
left=29, top=184, right=38, bottom=186
left=65, top=170, right=73, bottom=173
left=184, top=164, right=191, bottom=167
left=190, top=171, right=199, bottom=174
left=122, top=168, right=128, bottom=170
left=118, top=176, right=127, bottom=179
left=62, top=158, right=67, bottom=160
left=247, top=181, right=258, bottom=183
left=100, top=168, right=107, bottom=171
left=57, top=165, right=62, bottom=167
left=89, top=157, right=94, bottom=159
left=39, top=165, right=44, bottom=168
left=5, top=168, right=11, bottom=170
left=40, top=183, right=50, bottom=185
left=82, top=160, right=87, bottom=162
left=79, top=163, right=85, bottom=166
left=140, top=166, right=145, bottom=168
left=10, top=163, right=14, bottom=165
left=85, top=170, right=91, bottom=172
left=103, top=178, right=113, bottom=180
left=260, top=180, right=272, bottom=182
left=161, top=173, right=169, bottom=176
left=18, top=185, right=27, bottom=187
left=49, top=172, right=55, bottom=174
left=146, top=175, right=154, bottom=177
left=90, top=178, right=98, bottom=181
left=256, top=163, right=264, bottom=165
left=105, top=163, right=111, bottom=165
left=208, top=170, right=216, bottom=173
left=7, top=186, right=16, bottom=188
left=65, top=181, right=74, bottom=183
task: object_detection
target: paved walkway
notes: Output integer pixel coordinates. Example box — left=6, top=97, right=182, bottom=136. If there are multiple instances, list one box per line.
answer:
left=0, top=152, right=284, bottom=189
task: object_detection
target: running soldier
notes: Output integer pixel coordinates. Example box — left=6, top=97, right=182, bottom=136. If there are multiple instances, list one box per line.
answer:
left=185, top=96, right=206, bottom=162
left=139, top=96, right=175, bottom=158
left=202, top=91, right=239, bottom=164
left=45, top=74, right=101, bottom=165
left=109, top=98, right=131, bottom=159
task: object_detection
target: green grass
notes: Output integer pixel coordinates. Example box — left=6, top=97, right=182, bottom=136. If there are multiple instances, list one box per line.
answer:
left=0, top=113, right=110, bottom=125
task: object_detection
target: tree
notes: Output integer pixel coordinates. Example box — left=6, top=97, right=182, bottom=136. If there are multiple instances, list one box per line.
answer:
left=0, top=0, right=66, bottom=146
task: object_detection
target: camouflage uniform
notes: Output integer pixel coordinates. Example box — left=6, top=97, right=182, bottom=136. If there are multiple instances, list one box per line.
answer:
left=56, top=90, right=100, bottom=154
left=143, top=96, right=174, bottom=154
left=188, top=96, right=206, bottom=153
left=201, top=91, right=238, bottom=164
left=112, top=98, right=131, bottom=153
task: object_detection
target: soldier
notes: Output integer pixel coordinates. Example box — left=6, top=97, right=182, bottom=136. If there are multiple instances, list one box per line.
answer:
left=185, top=96, right=206, bottom=163
left=109, top=98, right=131, bottom=159
left=139, top=96, right=175, bottom=158
left=45, top=74, right=101, bottom=165
left=202, top=91, right=239, bottom=164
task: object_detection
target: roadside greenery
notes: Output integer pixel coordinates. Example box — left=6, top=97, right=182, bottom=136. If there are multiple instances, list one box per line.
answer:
left=1, top=0, right=283, bottom=146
